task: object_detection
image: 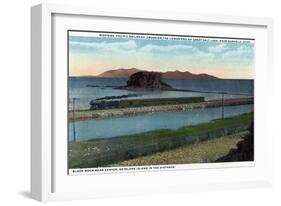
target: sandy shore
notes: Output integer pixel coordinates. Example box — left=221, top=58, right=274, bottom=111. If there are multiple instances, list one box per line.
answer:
left=69, top=97, right=253, bottom=122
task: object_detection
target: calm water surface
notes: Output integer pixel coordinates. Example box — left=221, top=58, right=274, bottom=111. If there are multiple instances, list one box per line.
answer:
left=68, top=104, right=253, bottom=142
left=69, top=77, right=254, bottom=110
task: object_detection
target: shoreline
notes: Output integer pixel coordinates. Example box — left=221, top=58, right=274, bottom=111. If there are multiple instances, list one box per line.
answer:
left=68, top=113, right=253, bottom=168
left=69, top=97, right=253, bottom=122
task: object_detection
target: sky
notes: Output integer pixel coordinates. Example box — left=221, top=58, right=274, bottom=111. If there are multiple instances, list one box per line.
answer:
left=68, top=32, right=254, bottom=79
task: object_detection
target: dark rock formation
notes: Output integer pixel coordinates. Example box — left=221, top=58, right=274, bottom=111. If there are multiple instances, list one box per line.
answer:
left=123, top=71, right=173, bottom=90
left=215, top=123, right=254, bottom=162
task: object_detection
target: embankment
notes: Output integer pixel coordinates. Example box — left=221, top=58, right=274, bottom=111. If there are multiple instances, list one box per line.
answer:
left=69, top=97, right=253, bottom=122
left=111, top=131, right=248, bottom=166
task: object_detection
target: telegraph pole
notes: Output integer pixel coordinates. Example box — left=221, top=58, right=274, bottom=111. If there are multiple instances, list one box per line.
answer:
left=221, top=92, right=224, bottom=119
left=72, top=97, right=78, bottom=142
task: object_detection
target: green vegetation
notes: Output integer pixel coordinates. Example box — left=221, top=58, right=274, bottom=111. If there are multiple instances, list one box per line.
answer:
left=111, top=132, right=247, bottom=166
left=119, top=97, right=205, bottom=108
left=69, top=113, right=253, bottom=169
left=97, top=112, right=254, bottom=143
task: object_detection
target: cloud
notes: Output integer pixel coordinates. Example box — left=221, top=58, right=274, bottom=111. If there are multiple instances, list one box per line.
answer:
left=139, top=44, right=214, bottom=61
left=208, top=43, right=228, bottom=53
left=221, top=45, right=253, bottom=64
left=139, top=44, right=195, bottom=53
left=70, top=39, right=215, bottom=62
left=70, top=37, right=254, bottom=73
left=69, top=39, right=138, bottom=52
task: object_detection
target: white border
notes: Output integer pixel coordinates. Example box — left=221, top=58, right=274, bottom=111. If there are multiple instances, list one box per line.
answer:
left=52, top=11, right=267, bottom=197
left=31, top=3, right=274, bottom=201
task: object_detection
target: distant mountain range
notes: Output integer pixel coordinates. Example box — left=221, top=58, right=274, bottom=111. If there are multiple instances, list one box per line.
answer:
left=98, top=68, right=141, bottom=78
left=97, top=68, right=219, bottom=80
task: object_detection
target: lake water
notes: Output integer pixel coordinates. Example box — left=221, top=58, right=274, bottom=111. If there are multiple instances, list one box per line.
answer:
left=68, top=104, right=253, bottom=142
left=69, top=77, right=254, bottom=110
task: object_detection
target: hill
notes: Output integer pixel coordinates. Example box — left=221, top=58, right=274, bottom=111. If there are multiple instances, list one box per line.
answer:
left=97, top=68, right=219, bottom=80
left=98, top=68, right=141, bottom=78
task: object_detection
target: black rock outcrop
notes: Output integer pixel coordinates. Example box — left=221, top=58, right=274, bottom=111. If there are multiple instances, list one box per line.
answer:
left=124, top=71, right=173, bottom=90
left=215, top=123, right=254, bottom=162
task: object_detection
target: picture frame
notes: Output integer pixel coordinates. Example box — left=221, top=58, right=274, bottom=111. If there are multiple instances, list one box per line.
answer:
left=31, top=3, right=274, bottom=202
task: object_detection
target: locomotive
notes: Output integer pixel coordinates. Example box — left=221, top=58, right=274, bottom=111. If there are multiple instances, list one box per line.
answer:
left=90, top=100, right=121, bottom=110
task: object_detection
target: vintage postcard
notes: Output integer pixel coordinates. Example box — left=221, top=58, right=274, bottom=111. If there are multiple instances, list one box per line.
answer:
left=67, top=31, right=254, bottom=175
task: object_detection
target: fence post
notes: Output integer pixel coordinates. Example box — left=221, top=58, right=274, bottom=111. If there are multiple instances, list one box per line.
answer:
left=72, top=97, right=78, bottom=142
left=221, top=93, right=224, bottom=119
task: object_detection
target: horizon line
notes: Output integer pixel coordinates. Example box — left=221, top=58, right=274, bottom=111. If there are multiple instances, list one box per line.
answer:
left=68, top=68, right=254, bottom=80
left=68, top=74, right=254, bottom=80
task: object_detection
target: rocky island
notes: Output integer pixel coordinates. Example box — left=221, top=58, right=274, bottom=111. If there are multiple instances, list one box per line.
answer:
left=83, top=71, right=253, bottom=118
left=117, top=71, right=173, bottom=90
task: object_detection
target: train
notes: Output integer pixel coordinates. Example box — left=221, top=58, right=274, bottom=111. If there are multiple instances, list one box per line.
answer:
left=89, top=96, right=205, bottom=110
left=90, top=100, right=121, bottom=110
